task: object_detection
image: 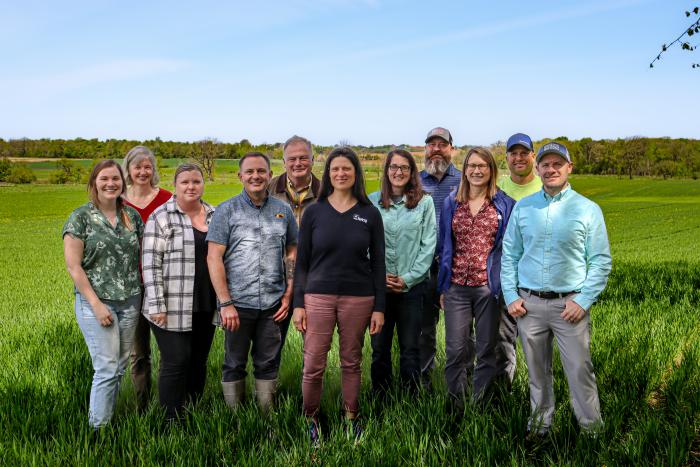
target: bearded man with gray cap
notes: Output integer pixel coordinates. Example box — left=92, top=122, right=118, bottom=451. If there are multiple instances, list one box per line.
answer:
left=501, top=141, right=612, bottom=436
left=418, top=127, right=462, bottom=388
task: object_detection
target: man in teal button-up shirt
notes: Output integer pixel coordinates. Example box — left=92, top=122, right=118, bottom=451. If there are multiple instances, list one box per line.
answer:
left=501, top=142, right=612, bottom=436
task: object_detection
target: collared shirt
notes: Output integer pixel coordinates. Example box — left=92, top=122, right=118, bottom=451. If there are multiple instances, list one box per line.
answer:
left=141, top=196, right=215, bottom=331
left=286, top=176, right=312, bottom=222
left=369, top=192, right=436, bottom=291
left=501, top=185, right=612, bottom=310
left=62, top=202, right=144, bottom=301
left=420, top=163, right=462, bottom=250
left=451, top=200, right=499, bottom=287
left=268, top=173, right=321, bottom=227
left=497, top=175, right=542, bottom=201
left=207, top=191, right=298, bottom=312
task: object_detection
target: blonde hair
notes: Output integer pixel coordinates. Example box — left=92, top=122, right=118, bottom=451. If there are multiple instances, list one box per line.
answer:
left=455, top=147, right=498, bottom=203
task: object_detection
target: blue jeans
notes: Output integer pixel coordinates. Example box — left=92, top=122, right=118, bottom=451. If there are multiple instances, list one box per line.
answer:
left=371, top=280, right=426, bottom=394
left=74, top=292, right=141, bottom=428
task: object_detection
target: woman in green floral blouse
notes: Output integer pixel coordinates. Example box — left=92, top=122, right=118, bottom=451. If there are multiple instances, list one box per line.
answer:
left=62, top=159, right=144, bottom=429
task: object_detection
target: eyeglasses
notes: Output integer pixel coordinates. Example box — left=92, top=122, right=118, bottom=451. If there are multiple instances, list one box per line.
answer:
left=426, top=142, right=450, bottom=150
left=388, top=164, right=410, bottom=173
left=466, top=163, right=489, bottom=171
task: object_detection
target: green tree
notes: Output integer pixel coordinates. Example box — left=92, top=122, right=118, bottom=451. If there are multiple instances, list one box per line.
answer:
left=622, top=137, right=646, bottom=179
left=48, top=158, right=85, bottom=184
left=191, top=138, right=223, bottom=181
left=0, top=157, right=12, bottom=181
left=7, top=164, right=36, bottom=184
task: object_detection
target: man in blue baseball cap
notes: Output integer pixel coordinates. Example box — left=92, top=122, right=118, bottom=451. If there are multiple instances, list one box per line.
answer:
left=498, top=133, right=542, bottom=201
left=500, top=141, right=612, bottom=437
left=494, top=133, right=543, bottom=392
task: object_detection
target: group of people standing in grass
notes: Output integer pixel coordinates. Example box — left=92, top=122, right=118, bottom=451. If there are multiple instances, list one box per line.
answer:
left=62, top=128, right=612, bottom=444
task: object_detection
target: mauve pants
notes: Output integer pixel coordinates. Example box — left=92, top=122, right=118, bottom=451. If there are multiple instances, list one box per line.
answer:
left=302, top=294, right=374, bottom=417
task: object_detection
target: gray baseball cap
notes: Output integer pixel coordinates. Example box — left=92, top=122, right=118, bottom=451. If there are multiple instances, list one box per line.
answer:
left=536, top=142, right=571, bottom=163
left=425, top=127, right=453, bottom=145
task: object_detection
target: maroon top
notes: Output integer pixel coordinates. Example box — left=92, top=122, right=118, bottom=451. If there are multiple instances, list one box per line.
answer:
left=123, top=188, right=172, bottom=223
left=123, top=187, right=172, bottom=279
left=451, top=200, right=498, bottom=287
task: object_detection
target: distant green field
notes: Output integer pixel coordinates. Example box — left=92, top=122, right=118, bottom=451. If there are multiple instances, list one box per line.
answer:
left=25, top=158, right=259, bottom=183
left=0, top=175, right=698, bottom=465
left=23, top=158, right=386, bottom=186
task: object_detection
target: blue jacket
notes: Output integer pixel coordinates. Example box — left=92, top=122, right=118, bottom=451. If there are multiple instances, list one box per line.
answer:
left=437, top=189, right=515, bottom=297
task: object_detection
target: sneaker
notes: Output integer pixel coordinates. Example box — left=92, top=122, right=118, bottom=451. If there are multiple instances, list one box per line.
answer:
left=308, top=418, right=321, bottom=448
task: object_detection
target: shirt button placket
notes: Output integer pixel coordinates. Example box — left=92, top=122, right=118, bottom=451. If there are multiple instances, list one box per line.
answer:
left=543, top=201, right=552, bottom=289
left=257, top=209, right=263, bottom=310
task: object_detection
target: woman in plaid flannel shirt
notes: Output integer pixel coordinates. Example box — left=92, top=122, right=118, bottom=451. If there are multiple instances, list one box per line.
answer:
left=141, top=163, right=217, bottom=421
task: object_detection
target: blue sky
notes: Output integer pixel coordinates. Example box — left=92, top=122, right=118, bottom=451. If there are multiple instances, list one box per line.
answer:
left=1, top=0, right=697, bottom=146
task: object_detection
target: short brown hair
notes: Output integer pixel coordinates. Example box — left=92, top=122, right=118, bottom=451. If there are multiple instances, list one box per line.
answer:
left=174, top=163, right=204, bottom=184
left=239, top=152, right=270, bottom=171
left=455, top=147, right=499, bottom=203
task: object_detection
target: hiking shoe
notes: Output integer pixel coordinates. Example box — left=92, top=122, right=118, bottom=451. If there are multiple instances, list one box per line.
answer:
left=308, top=418, right=321, bottom=448
left=344, top=417, right=364, bottom=443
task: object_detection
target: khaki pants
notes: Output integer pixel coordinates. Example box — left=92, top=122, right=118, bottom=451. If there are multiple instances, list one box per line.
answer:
left=517, top=290, right=602, bottom=434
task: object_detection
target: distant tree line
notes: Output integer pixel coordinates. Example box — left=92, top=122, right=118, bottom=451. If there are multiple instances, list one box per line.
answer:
left=1, top=136, right=699, bottom=180
left=0, top=137, right=289, bottom=161
left=569, top=136, right=698, bottom=179
left=487, top=137, right=700, bottom=180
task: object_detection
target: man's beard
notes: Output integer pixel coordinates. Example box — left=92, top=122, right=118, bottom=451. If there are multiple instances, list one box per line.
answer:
left=425, top=157, right=449, bottom=177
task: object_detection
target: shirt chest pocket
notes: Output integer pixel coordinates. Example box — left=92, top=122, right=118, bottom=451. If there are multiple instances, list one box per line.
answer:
left=401, top=210, right=423, bottom=232
left=165, top=226, right=185, bottom=252
left=262, top=219, right=287, bottom=239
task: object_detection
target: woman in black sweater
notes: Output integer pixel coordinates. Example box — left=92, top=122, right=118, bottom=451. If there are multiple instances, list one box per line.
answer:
left=292, top=147, right=385, bottom=444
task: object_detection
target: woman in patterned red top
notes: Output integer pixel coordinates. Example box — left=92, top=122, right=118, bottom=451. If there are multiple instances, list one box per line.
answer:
left=121, top=145, right=172, bottom=412
left=437, top=147, right=515, bottom=409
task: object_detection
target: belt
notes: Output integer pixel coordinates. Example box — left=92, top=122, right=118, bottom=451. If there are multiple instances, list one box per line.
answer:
left=519, top=288, right=579, bottom=300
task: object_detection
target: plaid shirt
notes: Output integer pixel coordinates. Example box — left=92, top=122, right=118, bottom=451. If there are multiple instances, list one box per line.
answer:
left=142, top=196, right=215, bottom=331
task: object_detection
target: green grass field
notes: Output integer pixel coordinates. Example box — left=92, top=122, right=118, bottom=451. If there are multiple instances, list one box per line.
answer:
left=0, top=175, right=698, bottom=465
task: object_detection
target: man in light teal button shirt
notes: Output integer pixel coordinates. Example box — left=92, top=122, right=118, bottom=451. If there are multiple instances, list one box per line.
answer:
left=501, top=141, right=612, bottom=436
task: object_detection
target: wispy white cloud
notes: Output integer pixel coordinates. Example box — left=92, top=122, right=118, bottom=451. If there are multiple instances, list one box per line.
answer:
left=282, top=0, right=650, bottom=71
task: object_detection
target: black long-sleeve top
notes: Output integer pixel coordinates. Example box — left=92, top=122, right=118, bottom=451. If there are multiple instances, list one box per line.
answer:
left=293, top=200, right=386, bottom=312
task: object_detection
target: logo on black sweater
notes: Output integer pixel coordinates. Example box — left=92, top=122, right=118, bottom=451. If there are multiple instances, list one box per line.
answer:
left=353, top=214, right=368, bottom=224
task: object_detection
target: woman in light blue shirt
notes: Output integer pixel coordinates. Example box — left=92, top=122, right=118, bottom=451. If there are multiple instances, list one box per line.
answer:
left=369, top=149, right=437, bottom=395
